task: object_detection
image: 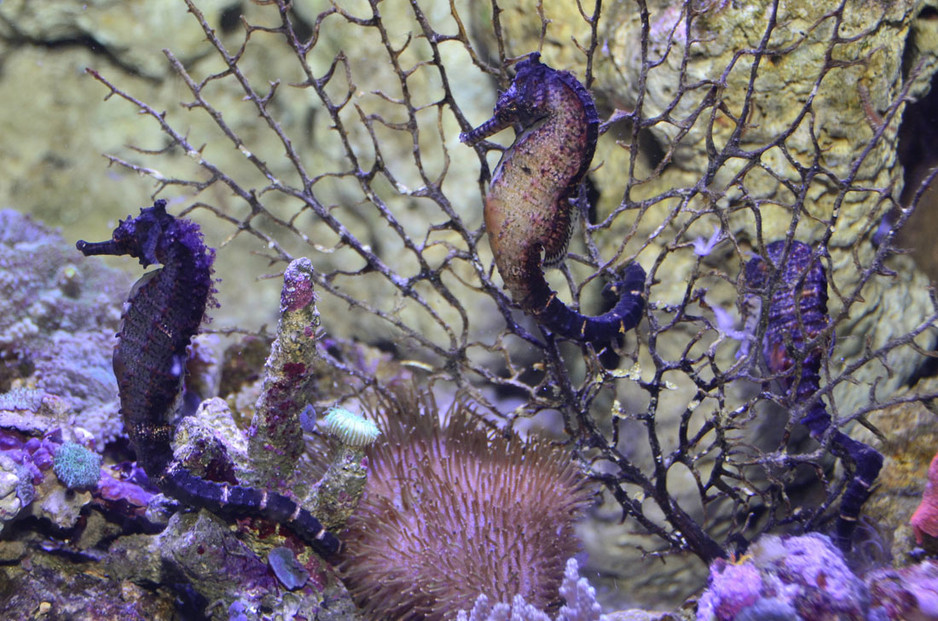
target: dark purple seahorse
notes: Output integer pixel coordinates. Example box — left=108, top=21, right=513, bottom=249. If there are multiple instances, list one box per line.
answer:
left=78, top=200, right=340, bottom=558
left=745, top=240, right=883, bottom=550
left=460, top=52, right=645, bottom=346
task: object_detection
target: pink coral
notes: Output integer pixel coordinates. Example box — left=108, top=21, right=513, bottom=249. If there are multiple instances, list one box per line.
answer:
left=911, top=451, right=938, bottom=544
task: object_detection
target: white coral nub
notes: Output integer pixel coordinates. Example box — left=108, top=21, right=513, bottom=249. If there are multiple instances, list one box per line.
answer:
left=321, top=407, right=380, bottom=447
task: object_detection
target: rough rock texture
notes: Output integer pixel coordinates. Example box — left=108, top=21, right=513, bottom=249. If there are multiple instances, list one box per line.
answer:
left=0, top=452, right=34, bottom=533
left=104, top=509, right=360, bottom=621
left=2, top=1, right=938, bottom=617
left=0, top=551, right=177, bottom=621
left=598, top=1, right=934, bottom=412
left=0, top=210, right=128, bottom=445
left=852, top=382, right=938, bottom=561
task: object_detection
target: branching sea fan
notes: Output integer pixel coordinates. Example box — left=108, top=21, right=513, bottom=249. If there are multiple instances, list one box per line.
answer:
left=338, top=385, right=595, bottom=620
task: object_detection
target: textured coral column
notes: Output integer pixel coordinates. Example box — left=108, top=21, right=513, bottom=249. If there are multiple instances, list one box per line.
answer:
left=246, top=258, right=321, bottom=488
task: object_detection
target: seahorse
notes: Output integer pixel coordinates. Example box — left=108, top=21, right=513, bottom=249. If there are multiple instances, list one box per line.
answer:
left=460, top=52, right=645, bottom=346
left=745, top=240, right=883, bottom=550
left=77, top=199, right=340, bottom=558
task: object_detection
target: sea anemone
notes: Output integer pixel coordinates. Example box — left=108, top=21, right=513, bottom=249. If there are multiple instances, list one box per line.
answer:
left=338, top=384, right=595, bottom=619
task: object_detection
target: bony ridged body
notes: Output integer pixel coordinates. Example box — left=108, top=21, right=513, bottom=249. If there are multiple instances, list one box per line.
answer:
left=745, top=240, right=883, bottom=549
left=461, top=52, right=645, bottom=346
left=77, top=200, right=341, bottom=559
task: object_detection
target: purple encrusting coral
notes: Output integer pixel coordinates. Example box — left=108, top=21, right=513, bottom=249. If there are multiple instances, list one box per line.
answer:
left=246, top=257, right=321, bottom=488
left=698, top=535, right=938, bottom=620
left=1, top=428, right=64, bottom=485
left=866, top=560, right=938, bottom=619
left=0, top=426, right=157, bottom=534
left=696, top=533, right=868, bottom=620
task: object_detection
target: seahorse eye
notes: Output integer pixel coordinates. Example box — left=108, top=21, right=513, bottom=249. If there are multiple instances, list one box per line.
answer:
left=495, top=102, right=520, bottom=124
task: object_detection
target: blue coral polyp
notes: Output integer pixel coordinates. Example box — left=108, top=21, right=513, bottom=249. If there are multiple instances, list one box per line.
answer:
left=52, top=442, right=102, bottom=490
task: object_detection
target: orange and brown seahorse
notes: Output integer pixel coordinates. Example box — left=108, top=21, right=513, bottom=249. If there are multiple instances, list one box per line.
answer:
left=461, top=52, right=645, bottom=346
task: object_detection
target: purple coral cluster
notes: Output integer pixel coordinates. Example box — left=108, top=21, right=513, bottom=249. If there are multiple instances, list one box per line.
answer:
left=1, top=428, right=64, bottom=485
left=696, top=533, right=867, bottom=620
left=0, top=427, right=154, bottom=524
left=867, top=560, right=938, bottom=619
left=697, top=533, right=938, bottom=620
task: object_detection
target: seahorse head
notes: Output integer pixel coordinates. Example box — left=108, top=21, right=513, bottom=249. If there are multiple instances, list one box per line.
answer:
left=111, top=200, right=176, bottom=267
left=77, top=199, right=176, bottom=267
left=459, top=52, right=554, bottom=145
left=490, top=52, right=553, bottom=128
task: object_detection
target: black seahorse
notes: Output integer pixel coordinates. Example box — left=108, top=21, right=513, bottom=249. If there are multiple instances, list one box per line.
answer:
left=460, top=52, right=645, bottom=346
left=745, top=240, right=883, bottom=549
left=78, top=199, right=340, bottom=558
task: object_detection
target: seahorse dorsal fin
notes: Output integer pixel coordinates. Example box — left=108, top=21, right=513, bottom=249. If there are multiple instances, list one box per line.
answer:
left=541, top=214, right=576, bottom=269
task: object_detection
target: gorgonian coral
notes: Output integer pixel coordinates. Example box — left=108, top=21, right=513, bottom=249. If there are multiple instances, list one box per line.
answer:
left=338, top=385, right=595, bottom=619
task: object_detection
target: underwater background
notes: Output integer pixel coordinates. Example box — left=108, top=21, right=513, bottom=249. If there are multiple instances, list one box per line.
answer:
left=1, top=0, right=938, bottom=619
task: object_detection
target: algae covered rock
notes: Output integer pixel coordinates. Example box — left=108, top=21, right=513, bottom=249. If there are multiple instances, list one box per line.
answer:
left=0, top=210, right=128, bottom=446
left=0, top=452, right=34, bottom=533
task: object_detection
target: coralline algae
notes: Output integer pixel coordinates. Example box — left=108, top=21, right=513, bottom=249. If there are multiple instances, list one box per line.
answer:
left=0, top=209, right=128, bottom=446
